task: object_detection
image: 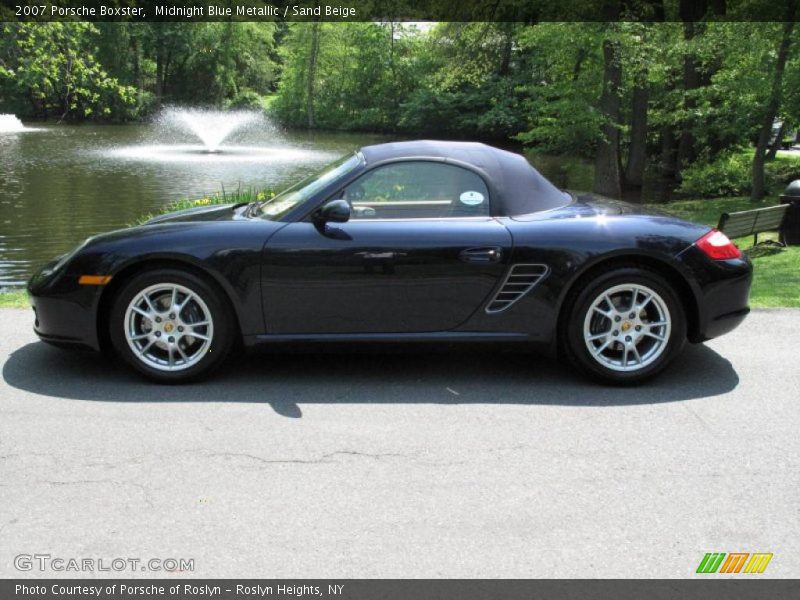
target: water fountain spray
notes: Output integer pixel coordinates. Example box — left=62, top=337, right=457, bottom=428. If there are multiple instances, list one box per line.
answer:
left=159, top=108, right=263, bottom=152
left=105, top=107, right=333, bottom=165
left=0, top=114, right=27, bottom=133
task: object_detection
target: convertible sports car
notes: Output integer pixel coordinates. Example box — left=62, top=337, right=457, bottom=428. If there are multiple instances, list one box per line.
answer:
left=28, top=141, right=752, bottom=384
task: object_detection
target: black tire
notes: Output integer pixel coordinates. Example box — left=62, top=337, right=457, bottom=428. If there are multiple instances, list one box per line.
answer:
left=108, top=268, right=235, bottom=383
left=561, top=267, right=686, bottom=385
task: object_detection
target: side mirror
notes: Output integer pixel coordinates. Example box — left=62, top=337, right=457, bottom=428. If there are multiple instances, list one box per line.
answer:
left=313, top=199, right=351, bottom=225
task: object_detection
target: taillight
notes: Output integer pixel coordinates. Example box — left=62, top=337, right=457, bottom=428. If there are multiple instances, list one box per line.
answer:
left=695, top=229, right=742, bottom=260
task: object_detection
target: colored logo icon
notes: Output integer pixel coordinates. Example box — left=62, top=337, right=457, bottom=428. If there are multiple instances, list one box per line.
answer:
left=696, top=553, right=773, bottom=574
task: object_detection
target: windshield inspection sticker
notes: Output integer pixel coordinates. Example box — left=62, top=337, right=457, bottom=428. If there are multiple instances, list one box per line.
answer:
left=459, top=191, right=485, bottom=205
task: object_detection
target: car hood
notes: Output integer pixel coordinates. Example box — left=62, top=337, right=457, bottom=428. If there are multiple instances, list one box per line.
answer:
left=143, top=203, right=240, bottom=225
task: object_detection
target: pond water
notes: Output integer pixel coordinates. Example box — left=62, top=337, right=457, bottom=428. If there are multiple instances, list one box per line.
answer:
left=0, top=120, right=391, bottom=286
left=0, top=119, right=669, bottom=287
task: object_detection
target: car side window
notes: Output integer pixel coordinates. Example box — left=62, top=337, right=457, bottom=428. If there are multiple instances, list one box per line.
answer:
left=342, top=161, right=490, bottom=219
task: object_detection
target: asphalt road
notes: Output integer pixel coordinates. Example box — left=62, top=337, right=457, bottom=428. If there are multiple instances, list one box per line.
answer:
left=0, top=307, right=798, bottom=578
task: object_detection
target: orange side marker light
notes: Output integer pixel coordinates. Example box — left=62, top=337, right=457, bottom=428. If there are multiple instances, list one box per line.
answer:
left=78, top=275, right=113, bottom=285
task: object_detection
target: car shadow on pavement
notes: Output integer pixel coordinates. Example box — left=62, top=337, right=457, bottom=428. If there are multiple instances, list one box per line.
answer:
left=2, top=341, right=739, bottom=418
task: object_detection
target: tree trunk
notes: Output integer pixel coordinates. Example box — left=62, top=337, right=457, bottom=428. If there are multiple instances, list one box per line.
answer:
left=155, top=34, right=165, bottom=105
left=673, top=0, right=727, bottom=169
left=498, top=23, right=513, bottom=77
left=572, top=48, right=587, bottom=81
left=389, top=21, right=399, bottom=127
left=660, top=125, right=679, bottom=178
left=594, top=36, right=623, bottom=199
left=657, top=54, right=679, bottom=180
left=131, top=32, right=142, bottom=104
left=766, top=120, right=787, bottom=160
left=625, top=76, right=649, bottom=190
left=752, top=12, right=796, bottom=200
left=306, top=21, right=320, bottom=129
left=59, top=56, right=73, bottom=122
left=28, top=91, right=40, bottom=120
left=677, top=21, right=700, bottom=174
left=162, top=49, right=172, bottom=101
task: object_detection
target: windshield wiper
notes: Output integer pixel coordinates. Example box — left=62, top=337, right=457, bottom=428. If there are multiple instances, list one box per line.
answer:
left=234, top=201, right=259, bottom=218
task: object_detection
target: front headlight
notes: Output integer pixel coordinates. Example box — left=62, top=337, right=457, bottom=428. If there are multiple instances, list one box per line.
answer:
left=38, top=239, right=89, bottom=278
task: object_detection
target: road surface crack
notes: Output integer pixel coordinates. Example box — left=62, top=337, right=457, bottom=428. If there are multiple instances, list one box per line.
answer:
left=36, top=479, right=154, bottom=507
left=205, top=449, right=406, bottom=466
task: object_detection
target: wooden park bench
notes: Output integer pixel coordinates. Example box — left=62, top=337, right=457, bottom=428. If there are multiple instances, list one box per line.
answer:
left=717, top=204, right=790, bottom=246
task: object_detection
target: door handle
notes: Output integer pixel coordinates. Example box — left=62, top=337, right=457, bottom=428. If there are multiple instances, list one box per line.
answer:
left=459, top=247, right=503, bottom=264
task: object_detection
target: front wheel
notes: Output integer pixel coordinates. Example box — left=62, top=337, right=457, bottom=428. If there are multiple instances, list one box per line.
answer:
left=109, top=269, right=234, bottom=383
left=562, top=268, right=686, bottom=384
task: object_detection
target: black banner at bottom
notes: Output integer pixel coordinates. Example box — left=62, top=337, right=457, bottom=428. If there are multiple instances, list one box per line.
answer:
left=3, top=580, right=800, bottom=600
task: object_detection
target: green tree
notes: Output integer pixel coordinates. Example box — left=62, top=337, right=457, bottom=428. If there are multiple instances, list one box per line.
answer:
left=514, top=24, right=605, bottom=155
left=751, top=2, right=797, bottom=199
left=0, top=22, right=135, bottom=120
left=399, top=22, right=527, bottom=139
left=272, top=22, right=420, bottom=131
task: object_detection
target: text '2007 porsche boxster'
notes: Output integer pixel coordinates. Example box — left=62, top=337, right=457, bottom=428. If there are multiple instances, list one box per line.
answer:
left=28, top=141, right=752, bottom=383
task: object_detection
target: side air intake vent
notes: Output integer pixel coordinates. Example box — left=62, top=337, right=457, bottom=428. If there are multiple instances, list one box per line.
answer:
left=486, top=264, right=549, bottom=314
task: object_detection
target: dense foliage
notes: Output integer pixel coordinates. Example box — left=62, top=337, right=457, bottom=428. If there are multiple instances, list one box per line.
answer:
left=1, top=14, right=799, bottom=199
left=679, top=150, right=800, bottom=197
left=0, top=21, right=279, bottom=119
left=270, top=19, right=800, bottom=198
left=0, top=22, right=136, bottom=119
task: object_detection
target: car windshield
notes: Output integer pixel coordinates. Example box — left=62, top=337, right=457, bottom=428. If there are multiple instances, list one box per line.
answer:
left=257, top=153, right=362, bottom=219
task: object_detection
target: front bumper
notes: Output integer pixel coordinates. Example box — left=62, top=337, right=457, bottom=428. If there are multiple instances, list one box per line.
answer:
left=28, top=259, right=103, bottom=351
left=29, top=293, right=99, bottom=350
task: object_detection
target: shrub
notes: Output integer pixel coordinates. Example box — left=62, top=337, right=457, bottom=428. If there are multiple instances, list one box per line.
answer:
left=132, top=186, right=276, bottom=226
left=677, top=150, right=752, bottom=197
left=225, top=89, right=268, bottom=111
left=770, top=155, right=800, bottom=187
left=678, top=149, right=800, bottom=198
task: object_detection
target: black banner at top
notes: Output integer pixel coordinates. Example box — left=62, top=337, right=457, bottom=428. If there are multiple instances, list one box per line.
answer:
left=1, top=0, right=799, bottom=22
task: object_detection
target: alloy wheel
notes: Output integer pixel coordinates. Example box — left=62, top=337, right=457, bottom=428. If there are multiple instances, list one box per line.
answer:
left=582, top=283, right=671, bottom=372
left=124, top=283, right=214, bottom=372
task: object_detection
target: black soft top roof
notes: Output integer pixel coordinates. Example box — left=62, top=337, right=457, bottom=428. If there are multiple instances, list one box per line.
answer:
left=359, top=140, right=570, bottom=216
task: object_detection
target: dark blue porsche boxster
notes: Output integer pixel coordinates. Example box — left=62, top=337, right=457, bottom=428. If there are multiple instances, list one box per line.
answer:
left=27, top=141, right=752, bottom=383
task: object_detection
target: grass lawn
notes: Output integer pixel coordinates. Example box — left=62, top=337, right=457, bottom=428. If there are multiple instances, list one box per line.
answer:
left=0, top=289, right=29, bottom=308
left=2, top=195, right=798, bottom=309
left=745, top=244, right=800, bottom=307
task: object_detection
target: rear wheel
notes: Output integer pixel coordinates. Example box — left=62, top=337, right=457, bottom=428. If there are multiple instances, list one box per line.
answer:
left=562, top=267, right=686, bottom=384
left=109, top=269, right=234, bottom=383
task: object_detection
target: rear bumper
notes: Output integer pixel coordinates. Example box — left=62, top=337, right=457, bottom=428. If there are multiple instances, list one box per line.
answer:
left=703, top=306, right=750, bottom=340
left=678, top=246, right=753, bottom=343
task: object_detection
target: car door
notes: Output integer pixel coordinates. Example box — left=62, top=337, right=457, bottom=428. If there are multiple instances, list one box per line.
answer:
left=261, top=160, right=512, bottom=334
